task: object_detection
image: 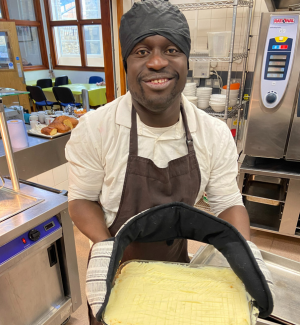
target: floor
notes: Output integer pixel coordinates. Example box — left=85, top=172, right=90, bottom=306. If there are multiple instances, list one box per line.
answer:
left=67, top=225, right=300, bottom=325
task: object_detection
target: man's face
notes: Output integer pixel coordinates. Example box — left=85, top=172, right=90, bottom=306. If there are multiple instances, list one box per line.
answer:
left=126, top=35, right=188, bottom=113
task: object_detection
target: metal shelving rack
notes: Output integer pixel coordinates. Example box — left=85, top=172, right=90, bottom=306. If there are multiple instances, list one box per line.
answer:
left=178, top=0, right=254, bottom=141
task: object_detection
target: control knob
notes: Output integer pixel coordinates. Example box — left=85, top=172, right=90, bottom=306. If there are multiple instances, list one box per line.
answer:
left=266, top=92, right=277, bottom=104
left=28, top=229, right=41, bottom=241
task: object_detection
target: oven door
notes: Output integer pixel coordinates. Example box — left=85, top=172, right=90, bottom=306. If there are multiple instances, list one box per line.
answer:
left=0, top=230, right=65, bottom=325
left=286, top=86, right=300, bottom=160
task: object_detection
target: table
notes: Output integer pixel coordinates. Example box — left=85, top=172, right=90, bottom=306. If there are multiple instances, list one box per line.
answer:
left=26, top=78, right=72, bottom=86
left=43, top=84, right=107, bottom=107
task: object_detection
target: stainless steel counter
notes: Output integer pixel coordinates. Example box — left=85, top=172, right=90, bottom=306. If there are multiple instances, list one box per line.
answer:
left=0, top=179, right=67, bottom=246
left=0, top=179, right=82, bottom=324
left=0, top=130, right=70, bottom=180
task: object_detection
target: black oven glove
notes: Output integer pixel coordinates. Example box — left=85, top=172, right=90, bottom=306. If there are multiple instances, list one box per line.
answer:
left=86, top=202, right=274, bottom=321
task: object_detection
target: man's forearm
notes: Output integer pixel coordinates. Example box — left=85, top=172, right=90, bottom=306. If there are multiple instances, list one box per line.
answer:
left=68, top=199, right=111, bottom=243
left=218, top=205, right=250, bottom=240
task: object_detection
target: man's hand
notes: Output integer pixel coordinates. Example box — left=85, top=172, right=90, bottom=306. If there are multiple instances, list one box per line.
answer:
left=69, top=199, right=111, bottom=243
left=218, top=205, right=250, bottom=240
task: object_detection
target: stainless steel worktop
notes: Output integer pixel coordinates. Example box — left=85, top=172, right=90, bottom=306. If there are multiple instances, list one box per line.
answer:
left=0, top=130, right=70, bottom=180
left=0, top=179, right=67, bottom=246
left=240, top=156, right=300, bottom=180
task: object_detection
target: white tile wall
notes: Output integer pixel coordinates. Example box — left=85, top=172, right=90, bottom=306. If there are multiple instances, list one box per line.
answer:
left=53, top=164, right=68, bottom=185
left=36, top=170, right=55, bottom=188
left=27, top=162, right=69, bottom=190
left=184, top=0, right=267, bottom=72
left=55, top=180, right=69, bottom=191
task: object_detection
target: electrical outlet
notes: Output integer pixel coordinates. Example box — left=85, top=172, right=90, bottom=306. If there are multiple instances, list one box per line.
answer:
left=205, top=79, right=213, bottom=87
left=213, top=79, right=220, bottom=88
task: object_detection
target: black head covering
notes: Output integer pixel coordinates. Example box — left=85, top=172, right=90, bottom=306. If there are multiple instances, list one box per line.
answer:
left=119, top=0, right=191, bottom=71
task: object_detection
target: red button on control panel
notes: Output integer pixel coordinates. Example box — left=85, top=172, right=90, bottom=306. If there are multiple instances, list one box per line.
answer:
left=22, top=238, right=27, bottom=244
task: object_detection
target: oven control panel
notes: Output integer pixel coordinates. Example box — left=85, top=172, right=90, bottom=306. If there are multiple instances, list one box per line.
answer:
left=0, top=216, right=61, bottom=265
left=261, top=15, right=299, bottom=109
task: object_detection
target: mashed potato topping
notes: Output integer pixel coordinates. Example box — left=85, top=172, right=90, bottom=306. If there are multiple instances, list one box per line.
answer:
left=103, top=261, right=251, bottom=325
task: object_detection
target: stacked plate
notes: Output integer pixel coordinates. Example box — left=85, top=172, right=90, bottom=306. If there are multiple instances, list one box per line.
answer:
left=221, top=89, right=239, bottom=107
left=196, top=87, right=212, bottom=109
left=186, top=96, right=198, bottom=106
left=209, top=94, right=227, bottom=112
left=183, top=83, right=197, bottom=97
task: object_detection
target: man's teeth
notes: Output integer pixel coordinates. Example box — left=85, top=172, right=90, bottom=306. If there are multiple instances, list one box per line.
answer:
left=150, top=79, right=168, bottom=84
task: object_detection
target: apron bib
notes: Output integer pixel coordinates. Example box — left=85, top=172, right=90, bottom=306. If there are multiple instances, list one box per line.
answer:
left=88, top=105, right=201, bottom=325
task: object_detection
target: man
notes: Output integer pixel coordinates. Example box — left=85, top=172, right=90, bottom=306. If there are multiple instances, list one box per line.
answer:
left=66, top=0, right=258, bottom=323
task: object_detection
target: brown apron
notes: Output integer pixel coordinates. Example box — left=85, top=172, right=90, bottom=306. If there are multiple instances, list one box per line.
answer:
left=88, top=105, right=201, bottom=324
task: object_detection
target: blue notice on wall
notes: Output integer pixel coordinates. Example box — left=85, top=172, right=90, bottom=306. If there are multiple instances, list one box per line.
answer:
left=8, top=62, right=14, bottom=69
left=16, top=56, right=19, bottom=61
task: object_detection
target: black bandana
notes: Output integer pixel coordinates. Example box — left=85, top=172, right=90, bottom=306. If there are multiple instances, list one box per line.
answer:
left=119, top=0, right=191, bottom=71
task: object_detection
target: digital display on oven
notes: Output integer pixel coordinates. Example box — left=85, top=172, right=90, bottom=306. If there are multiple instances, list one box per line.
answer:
left=267, top=73, right=284, bottom=78
left=269, top=55, right=287, bottom=60
left=268, top=67, right=285, bottom=72
left=268, top=61, right=285, bottom=66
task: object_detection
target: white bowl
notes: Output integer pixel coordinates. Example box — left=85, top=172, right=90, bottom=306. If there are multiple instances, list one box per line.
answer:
left=221, top=89, right=239, bottom=95
left=186, top=96, right=198, bottom=101
left=210, top=99, right=226, bottom=104
left=210, top=103, right=225, bottom=112
left=198, top=96, right=211, bottom=100
left=197, top=87, right=212, bottom=91
left=229, top=99, right=238, bottom=106
left=211, top=94, right=226, bottom=99
left=197, top=91, right=212, bottom=95
left=198, top=103, right=209, bottom=109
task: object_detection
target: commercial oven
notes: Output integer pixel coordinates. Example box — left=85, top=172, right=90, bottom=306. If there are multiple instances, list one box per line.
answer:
left=240, top=11, right=300, bottom=238
left=244, top=11, right=300, bottom=160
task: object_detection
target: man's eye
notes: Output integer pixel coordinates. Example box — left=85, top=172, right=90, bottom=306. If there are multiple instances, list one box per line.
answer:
left=166, top=48, right=178, bottom=54
left=136, top=50, right=148, bottom=55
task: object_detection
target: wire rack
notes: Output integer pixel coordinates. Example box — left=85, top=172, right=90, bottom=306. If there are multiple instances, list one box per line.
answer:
left=177, top=0, right=252, bottom=11
left=201, top=104, right=241, bottom=118
left=190, top=53, right=248, bottom=62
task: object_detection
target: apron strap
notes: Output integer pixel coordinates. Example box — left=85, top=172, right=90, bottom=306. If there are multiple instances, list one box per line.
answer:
left=180, top=104, right=195, bottom=154
left=130, top=104, right=195, bottom=156
left=130, top=106, right=138, bottom=156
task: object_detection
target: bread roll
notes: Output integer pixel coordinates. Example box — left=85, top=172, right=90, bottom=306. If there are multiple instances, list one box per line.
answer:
left=55, top=115, right=79, bottom=127
left=48, top=121, right=71, bottom=133
left=41, top=127, right=57, bottom=136
left=63, top=119, right=73, bottom=130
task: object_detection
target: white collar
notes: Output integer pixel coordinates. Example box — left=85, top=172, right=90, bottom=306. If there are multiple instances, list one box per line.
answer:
left=115, top=91, right=197, bottom=133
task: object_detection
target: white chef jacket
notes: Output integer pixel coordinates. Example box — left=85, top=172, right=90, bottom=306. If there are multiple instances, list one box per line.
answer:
left=66, top=92, right=243, bottom=227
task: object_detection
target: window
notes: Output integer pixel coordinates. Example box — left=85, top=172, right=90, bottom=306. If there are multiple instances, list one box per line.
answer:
left=0, top=0, right=48, bottom=71
left=7, top=0, right=36, bottom=21
left=45, top=0, right=106, bottom=70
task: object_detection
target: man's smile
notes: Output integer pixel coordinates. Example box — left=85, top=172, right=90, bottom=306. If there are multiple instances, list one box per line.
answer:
left=142, top=78, right=174, bottom=90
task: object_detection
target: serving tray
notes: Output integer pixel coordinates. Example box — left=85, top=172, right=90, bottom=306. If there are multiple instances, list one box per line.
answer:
left=191, top=245, right=300, bottom=325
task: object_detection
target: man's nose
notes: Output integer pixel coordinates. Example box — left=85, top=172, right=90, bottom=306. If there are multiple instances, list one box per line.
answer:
left=146, top=52, right=168, bottom=70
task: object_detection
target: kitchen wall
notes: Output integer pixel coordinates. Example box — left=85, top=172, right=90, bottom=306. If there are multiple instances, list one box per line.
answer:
left=170, top=0, right=269, bottom=94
